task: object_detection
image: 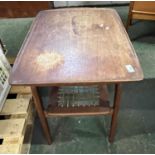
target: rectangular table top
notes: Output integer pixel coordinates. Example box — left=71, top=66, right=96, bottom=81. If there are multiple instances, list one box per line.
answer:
left=9, top=8, right=143, bottom=86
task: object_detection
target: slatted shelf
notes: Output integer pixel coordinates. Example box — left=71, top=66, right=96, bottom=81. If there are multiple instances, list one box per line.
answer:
left=47, top=85, right=112, bottom=116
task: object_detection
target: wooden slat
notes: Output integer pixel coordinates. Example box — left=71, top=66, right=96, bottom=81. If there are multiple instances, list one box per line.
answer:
left=0, top=98, right=30, bottom=116
left=3, top=136, right=23, bottom=145
left=0, top=144, right=21, bottom=154
left=0, top=119, right=27, bottom=154
left=0, top=119, right=25, bottom=139
left=46, top=106, right=113, bottom=117
left=9, top=86, right=31, bottom=94
left=133, top=13, right=155, bottom=21
left=0, top=136, right=24, bottom=154
left=133, top=2, right=155, bottom=12
left=0, top=89, right=33, bottom=154
left=16, top=93, right=32, bottom=99
left=132, top=10, right=155, bottom=15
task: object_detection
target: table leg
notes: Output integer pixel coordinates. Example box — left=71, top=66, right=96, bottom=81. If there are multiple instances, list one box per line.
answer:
left=31, top=86, right=52, bottom=144
left=126, top=2, right=134, bottom=30
left=109, top=83, right=122, bottom=142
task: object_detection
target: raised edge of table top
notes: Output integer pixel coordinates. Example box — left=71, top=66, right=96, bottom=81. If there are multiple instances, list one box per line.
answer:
left=9, top=8, right=143, bottom=86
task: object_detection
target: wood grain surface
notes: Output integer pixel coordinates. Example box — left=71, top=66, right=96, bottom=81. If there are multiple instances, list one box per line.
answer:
left=0, top=1, right=52, bottom=18
left=132, top=2, right=155, bottom=13
left=9, top=8, right=143, bottom=86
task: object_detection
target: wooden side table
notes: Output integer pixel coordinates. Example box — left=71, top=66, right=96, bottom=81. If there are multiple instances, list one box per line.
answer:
left=126, top=1, right=155, bottom=30
left=9, top=8, right=143, bottom=144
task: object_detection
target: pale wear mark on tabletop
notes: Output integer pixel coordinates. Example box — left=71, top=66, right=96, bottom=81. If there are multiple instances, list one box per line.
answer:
left=71, top=14, right=108, bottom=37
left=105, top=26, right=110, bottom=30
left=99, top=23, right=104, bottom=28
left=36, top=51, right=64, bottom=71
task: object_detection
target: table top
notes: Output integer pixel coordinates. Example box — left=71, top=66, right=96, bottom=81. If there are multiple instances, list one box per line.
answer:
left=9, top=8, right=143, bottom=86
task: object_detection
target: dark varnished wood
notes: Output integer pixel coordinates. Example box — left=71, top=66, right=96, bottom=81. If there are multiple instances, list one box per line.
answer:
left=46, top=106, right=113, bottom=117
left=9, top=8, right=144, bottom=144
left=109, top=83, right=122, bottom=142
left=31, top=86, right=52, bottom=144
left=132, top=1, right=155, bottom=13
left=0, top=1, right=52, bottom=18
left=126, top=2, right=134, bottom=30
left=99, top=85, right=110, bottom=107
left=10, top=8, right=143, bottom=86
left=126, top=2, right=155, bottom=30
left=48, top=86, right=59, bottom=107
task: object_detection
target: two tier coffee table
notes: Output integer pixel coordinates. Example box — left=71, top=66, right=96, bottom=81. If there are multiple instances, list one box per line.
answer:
left=9, top=8, right=143, bottom=144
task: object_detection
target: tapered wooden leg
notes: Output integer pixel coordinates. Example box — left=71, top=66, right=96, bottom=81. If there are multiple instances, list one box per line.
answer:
left=31, top=86, right=52, bottom=144
left=126, top=9, right=133, bottom=30
left=126, top=2, right=134, bottom=30
left=109, top=83, right=122, bottom=143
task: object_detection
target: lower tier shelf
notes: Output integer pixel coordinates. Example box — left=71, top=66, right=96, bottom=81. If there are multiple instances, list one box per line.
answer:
left=45, top=106, right=113, bottom=117
left=45, top=85, right=113, bottom=117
